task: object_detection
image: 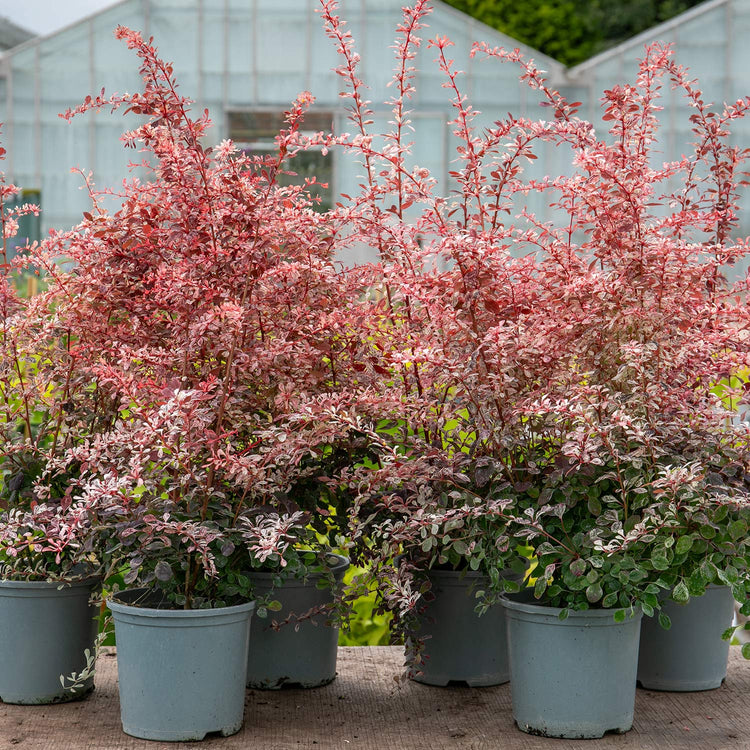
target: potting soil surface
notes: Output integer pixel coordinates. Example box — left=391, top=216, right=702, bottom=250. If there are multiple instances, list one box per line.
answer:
left=1, top=646, right=748, bottom=749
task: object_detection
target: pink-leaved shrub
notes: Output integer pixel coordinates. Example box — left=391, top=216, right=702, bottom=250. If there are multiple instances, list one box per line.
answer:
left=12, top=27, right=375, bottom=607
left=313, top=0, right=750, bottom=644
left=2, top=1, right=750, bottom=654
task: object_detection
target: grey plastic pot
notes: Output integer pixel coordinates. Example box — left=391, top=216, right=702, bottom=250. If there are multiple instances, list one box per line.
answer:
left=0, top=577, right=100, bottom=704
left=109, top=589, right=254, bottom=742
left=246, top=553, right=349, bottom=689
left=408, top=567, right=514, bottom=687
left=503, top=591, right=642, bottom=739
left=638, top=585, right=734, bottom=691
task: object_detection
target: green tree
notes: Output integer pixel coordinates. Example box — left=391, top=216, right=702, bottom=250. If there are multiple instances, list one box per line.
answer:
left=444, top=0, right=706, bottom=66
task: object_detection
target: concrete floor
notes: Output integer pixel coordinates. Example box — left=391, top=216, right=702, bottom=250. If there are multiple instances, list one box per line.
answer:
left=1, top=646, right=749, bottom=749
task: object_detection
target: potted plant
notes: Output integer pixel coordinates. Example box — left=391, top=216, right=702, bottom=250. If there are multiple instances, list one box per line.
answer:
left=243, top=512, right=350, bottom=690
left=0, top=145, right=112, bottom=706
left=241, top=442, right=374, bottom=690
left=391, top=484, right=528, bottom=688
left=634, top=384, right=750, bottom=691
left=487, top=43, right=750, bottom=735
left=0, top=502, right=104, bottom=705
left=311, top=0, right=558, bottom=688
left=43, top=25, right=367, bottom=739
left=317, top=1, right=750, bottom=736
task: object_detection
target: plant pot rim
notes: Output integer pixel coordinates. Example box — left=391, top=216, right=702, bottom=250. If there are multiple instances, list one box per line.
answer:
left=0, top=575, right=101, bottom=589
left=108, top=588, right=255, bottom=619
left=502, top=589, right=642, bottom=623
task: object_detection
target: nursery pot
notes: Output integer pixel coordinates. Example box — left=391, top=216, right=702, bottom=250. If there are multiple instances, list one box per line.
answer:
left=109, top=589, right=254, bottom=742
left=0, top=577, right=100, bottom=704
left=246, top=553, right=349, bottom=689
left=638, top=584, right=734, bottom=691
left=503, top=591, right=642, bottom=739
left=408, top=567, right=517, bottom=687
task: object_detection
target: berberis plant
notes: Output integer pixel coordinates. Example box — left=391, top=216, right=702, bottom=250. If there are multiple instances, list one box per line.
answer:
left=0, top=140, right=111, bottom=584
left=313, top=0, right=750, bottom=641
left=501, top=46, right=750, bottom=625
left=30, top=26, right=369, bottom=610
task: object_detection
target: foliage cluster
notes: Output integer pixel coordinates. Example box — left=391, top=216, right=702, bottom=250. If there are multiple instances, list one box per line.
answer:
left=315, top=0, right=750, bottom=641
left=0, top=27, right=368, bottom=609
left=1, top=2, right=750, bottom=663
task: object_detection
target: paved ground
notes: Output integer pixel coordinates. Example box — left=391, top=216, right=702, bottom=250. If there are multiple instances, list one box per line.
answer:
left=1, top=646, right=749, bottom=749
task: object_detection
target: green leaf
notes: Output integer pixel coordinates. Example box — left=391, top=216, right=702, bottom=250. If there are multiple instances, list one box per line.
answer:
left=700, top=558, right=717, bottom=583
left=503, top=578, right=521, bottom=594
left=699, top=524, right=717, bottom=540
left=650, top=547, right=670, bottom=571
left=267, top=599, right=282, bottom=612
left=687, top=569, right=706, bottom=597
left=674, top=535, right=693, bottom=555
left=716, top=568, right=731, bottom=586
left=729, top=520, right=747, bottom=541
left=672, top=581, right=689, bottom=603
left=722, top=626, right=736, bottom=642
left=452, top=540, right=469, bottom=556
left=628, top=567, right=647, bottom=583
left=534, top=576, right=548, bottom=599
left=742, top=643, right=750, bottom=660
left=586, top=583, right=603, bottom=603
left=558, top=608, right=569, bottom=621
left=602, top=591, right=618, bottom=608
left=613, top=609, right=626, bottom=623
left=587, top=495, right=602, bottom=516
left=724, top=565, right=739, bottom=583
left=569, top=558, right=586, bottom=576
left=712, top=504, right=729, bottom=523
left=658, top=612, right=672, bottom=630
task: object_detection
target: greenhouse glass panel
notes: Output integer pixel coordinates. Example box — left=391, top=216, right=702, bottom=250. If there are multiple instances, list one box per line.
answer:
left=150, top=3, right=201, bottom=98
left=226, top=3, right=253, bottom=105
left=92, top=1, right=148, bottom=94
left=39, top=25, right=90, bottom=109
left=202, top=3, right=225, bottom=77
